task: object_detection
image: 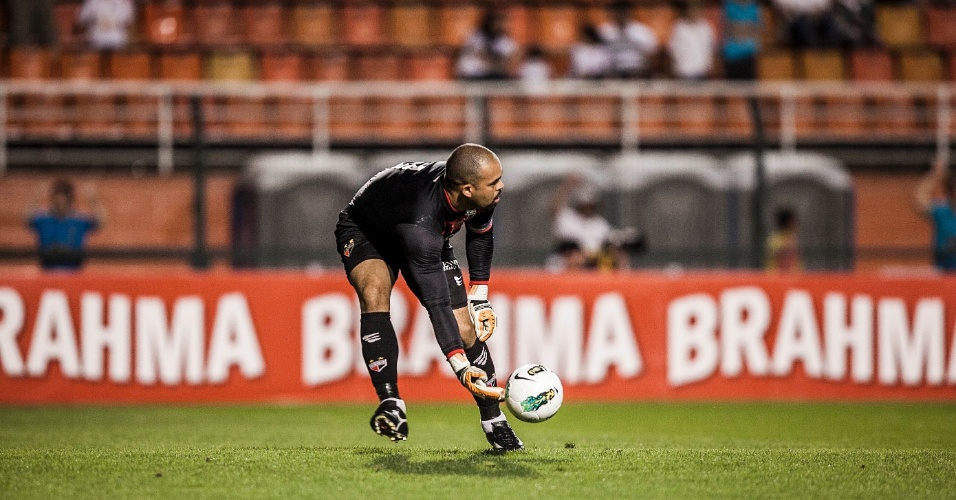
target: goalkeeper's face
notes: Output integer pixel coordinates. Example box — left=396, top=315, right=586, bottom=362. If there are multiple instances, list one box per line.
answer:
left=469, top=160, right=504, bottom=210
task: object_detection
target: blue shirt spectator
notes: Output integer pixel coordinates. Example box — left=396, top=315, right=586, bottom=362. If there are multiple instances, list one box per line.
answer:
left=930, top=204, right=956, bottom=270
left=915, top=159, right=956, bottom=272
left=26, top=179, right=103, bottom=270
left=722, top=0, right=762, bottom=80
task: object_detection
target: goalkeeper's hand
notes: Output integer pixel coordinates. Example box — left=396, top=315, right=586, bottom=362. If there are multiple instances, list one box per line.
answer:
left=468, top=284, right=497, bottom=342
left=447, top=352, right=504, bottom=401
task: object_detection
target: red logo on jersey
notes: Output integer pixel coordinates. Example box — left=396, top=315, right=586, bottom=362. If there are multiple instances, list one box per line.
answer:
left=343, top=239, right=355, bottom=257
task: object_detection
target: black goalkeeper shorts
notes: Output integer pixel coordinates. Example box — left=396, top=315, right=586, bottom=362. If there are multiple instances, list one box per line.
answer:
left=334, top=211, right=468, bottom=309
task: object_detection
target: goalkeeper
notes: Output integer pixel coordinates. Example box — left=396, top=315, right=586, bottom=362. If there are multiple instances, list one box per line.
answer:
left=333, top=143, right=522, bottom=451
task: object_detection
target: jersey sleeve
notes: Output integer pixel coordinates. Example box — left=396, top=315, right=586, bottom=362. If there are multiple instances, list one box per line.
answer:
left=396, top=223, right=464, bottom=357
left=465, top=211, right=494, bottom=284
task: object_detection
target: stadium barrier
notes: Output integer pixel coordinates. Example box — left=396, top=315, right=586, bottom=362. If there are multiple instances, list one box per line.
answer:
left=1, top=80, right=954, bottom=174
left=1, top=271, right=955, bottom=404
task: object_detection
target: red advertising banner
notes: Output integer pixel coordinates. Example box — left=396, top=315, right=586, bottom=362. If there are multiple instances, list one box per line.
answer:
left=1, top=271, right=955, bottom=404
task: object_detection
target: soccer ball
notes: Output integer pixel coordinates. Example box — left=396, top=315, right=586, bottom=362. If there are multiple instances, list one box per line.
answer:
left=504, top=364, right=563, bottom=423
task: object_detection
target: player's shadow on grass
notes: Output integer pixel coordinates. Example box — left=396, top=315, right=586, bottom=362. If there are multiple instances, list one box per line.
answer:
left=364, top=450, right=538, bottom=477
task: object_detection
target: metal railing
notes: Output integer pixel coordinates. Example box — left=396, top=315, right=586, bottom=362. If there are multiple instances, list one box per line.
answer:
left=1, top=80, right=953, bottom=175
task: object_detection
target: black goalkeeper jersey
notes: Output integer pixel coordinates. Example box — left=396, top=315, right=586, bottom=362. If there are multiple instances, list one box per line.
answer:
left=342, top=160, right=496, bottom=356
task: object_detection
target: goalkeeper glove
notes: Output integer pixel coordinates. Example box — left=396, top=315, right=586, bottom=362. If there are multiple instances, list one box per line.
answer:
left=447, top=352, right=504, bottom=401
left=468, top=284, right=497, bottom=342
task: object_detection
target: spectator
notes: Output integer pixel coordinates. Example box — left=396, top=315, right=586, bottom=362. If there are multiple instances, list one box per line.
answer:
left=914, top=158, right=956, bottom=272
left=26, top=179, right=105, bottom=271
left=518, top=45, right=552, bottom=83
left=455, top=10, right=518, bottom=80
left=597, top=2, right=659, bottom=79
left=569, top=24, right=614, bottom=79
left=550, top=175, right=641, bottom=271
left=765, top=207, right=801, bottom=273
left=7, top=0, right=57, bottom=47
left=722, top=0, right=762, bottom=80
left=77, top=0, right=136, bottom=51
left=832, top=0, right=879, bottom=48
left=772, top=0, right=838, bottom=48
left=668, top=0, right=717, bottom=80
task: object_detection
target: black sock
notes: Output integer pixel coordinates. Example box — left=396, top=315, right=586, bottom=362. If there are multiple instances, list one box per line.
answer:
left=360, top=312, right=400, bottom=401
left=465, top=341, right=502, bottom=421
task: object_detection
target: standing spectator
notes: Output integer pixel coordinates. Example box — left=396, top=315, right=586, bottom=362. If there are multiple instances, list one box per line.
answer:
left=832, top=0, right=879, bottom=48
left=765, top=207, right=801, bottom=273
left=7, top=0, right=57, bottom=47
left=772, top=0, right=838, bottom=48
left=77, top=0, right=136, bottom=51
left=455, top=10, right=518, bottom=80
left=518, top=45, right=552, bottom=83
left=569, top=24, right=614, bottom=79
left=597, top=1, right=659, bottom=79
left=721, top=0, right=762, bottom=80
left=26, top=180, right=105, bottom=271
left=668, top=0, right=717, bottom=80
left=914, top=158, right=956, bottom=272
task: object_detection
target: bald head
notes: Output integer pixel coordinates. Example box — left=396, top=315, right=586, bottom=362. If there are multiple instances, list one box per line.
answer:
left=444, top=143, right=501, bottom=188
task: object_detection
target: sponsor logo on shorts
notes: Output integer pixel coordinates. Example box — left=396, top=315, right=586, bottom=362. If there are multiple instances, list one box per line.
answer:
left=454, top=276, right=463, bottom=287
left=368, top=358, right=388, bottom=373
left=362, top=332, right=381, bottom=343
left=343, top=239, right=355, bottom=257
left=442, top=260, right=460, bottom=271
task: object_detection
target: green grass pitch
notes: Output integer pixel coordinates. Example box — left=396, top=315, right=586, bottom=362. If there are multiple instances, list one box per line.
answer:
left=1, top=402, right=954, bottom=499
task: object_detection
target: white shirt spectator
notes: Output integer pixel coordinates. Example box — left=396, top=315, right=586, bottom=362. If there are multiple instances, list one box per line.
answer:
left=518, top=58, right=551, bottom=82
left=598, top=20, right=659, bottom=77
left=569, top=42, right=613, bottom=79
left=78, top=0, right=135, bottom=50
left=455, top=31, right=518, bottom=79
left=668, top=17, right=716, bottom=79
left=553, top=206, right=612, bottom=255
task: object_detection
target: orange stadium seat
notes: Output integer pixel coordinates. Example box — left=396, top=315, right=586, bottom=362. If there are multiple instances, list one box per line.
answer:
left=261, top=51, right=310, bottom=140
left=672, top=95, right=717, bottom=136
left=758, top=50, right=797, bottom=80
left=243, top=3, right=287, bottom=47
left=526, top=96, right=572, bottom=141
left=534, top=6, right=579, bottom=51
left=849, top=49, right=894, bottom=81
left=156, top=51, right=202, bottom=138
left=60, top=51, right=101, bottom=80
left=898, top=51, right=944, bottom=82
left=438, top=3, right=482, bottom=46
left=389, top=4, right=433, bottom=48
left=9, top=47, right=53, bottom=79
left=342, top=3, right=385, bottom=47
left=409, top=49, right=462, bottom=141
left=194, top=2, right=240, bottom=47
left=205, top=51, right=260, bottom=138
left=926, top=8, right=956, bottom=48
left=875, top=5, right=923, bottom=48
left=801, top=50, right=844, bottom=81
left=109, top=51, right=156, bottom=137
left=504, top=5, right=532, bottom=47
left=157, top=51, right=202, bottom=81
left=53, top=1, right=82, bottom=47
left=308, top=52, right=348, bottom=81
left=143, top=1, right=190, bottom=46
left=572, top=96, right=619, bottom=141
left=636, top=5, right=676, bottom=46
left=291, top=4, right=336, bottom=47
left=408, top=50, right=454, bottom=81
left=63, top=51, right=108, bottom=138
left=637, top=94, right=668, bottom=139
